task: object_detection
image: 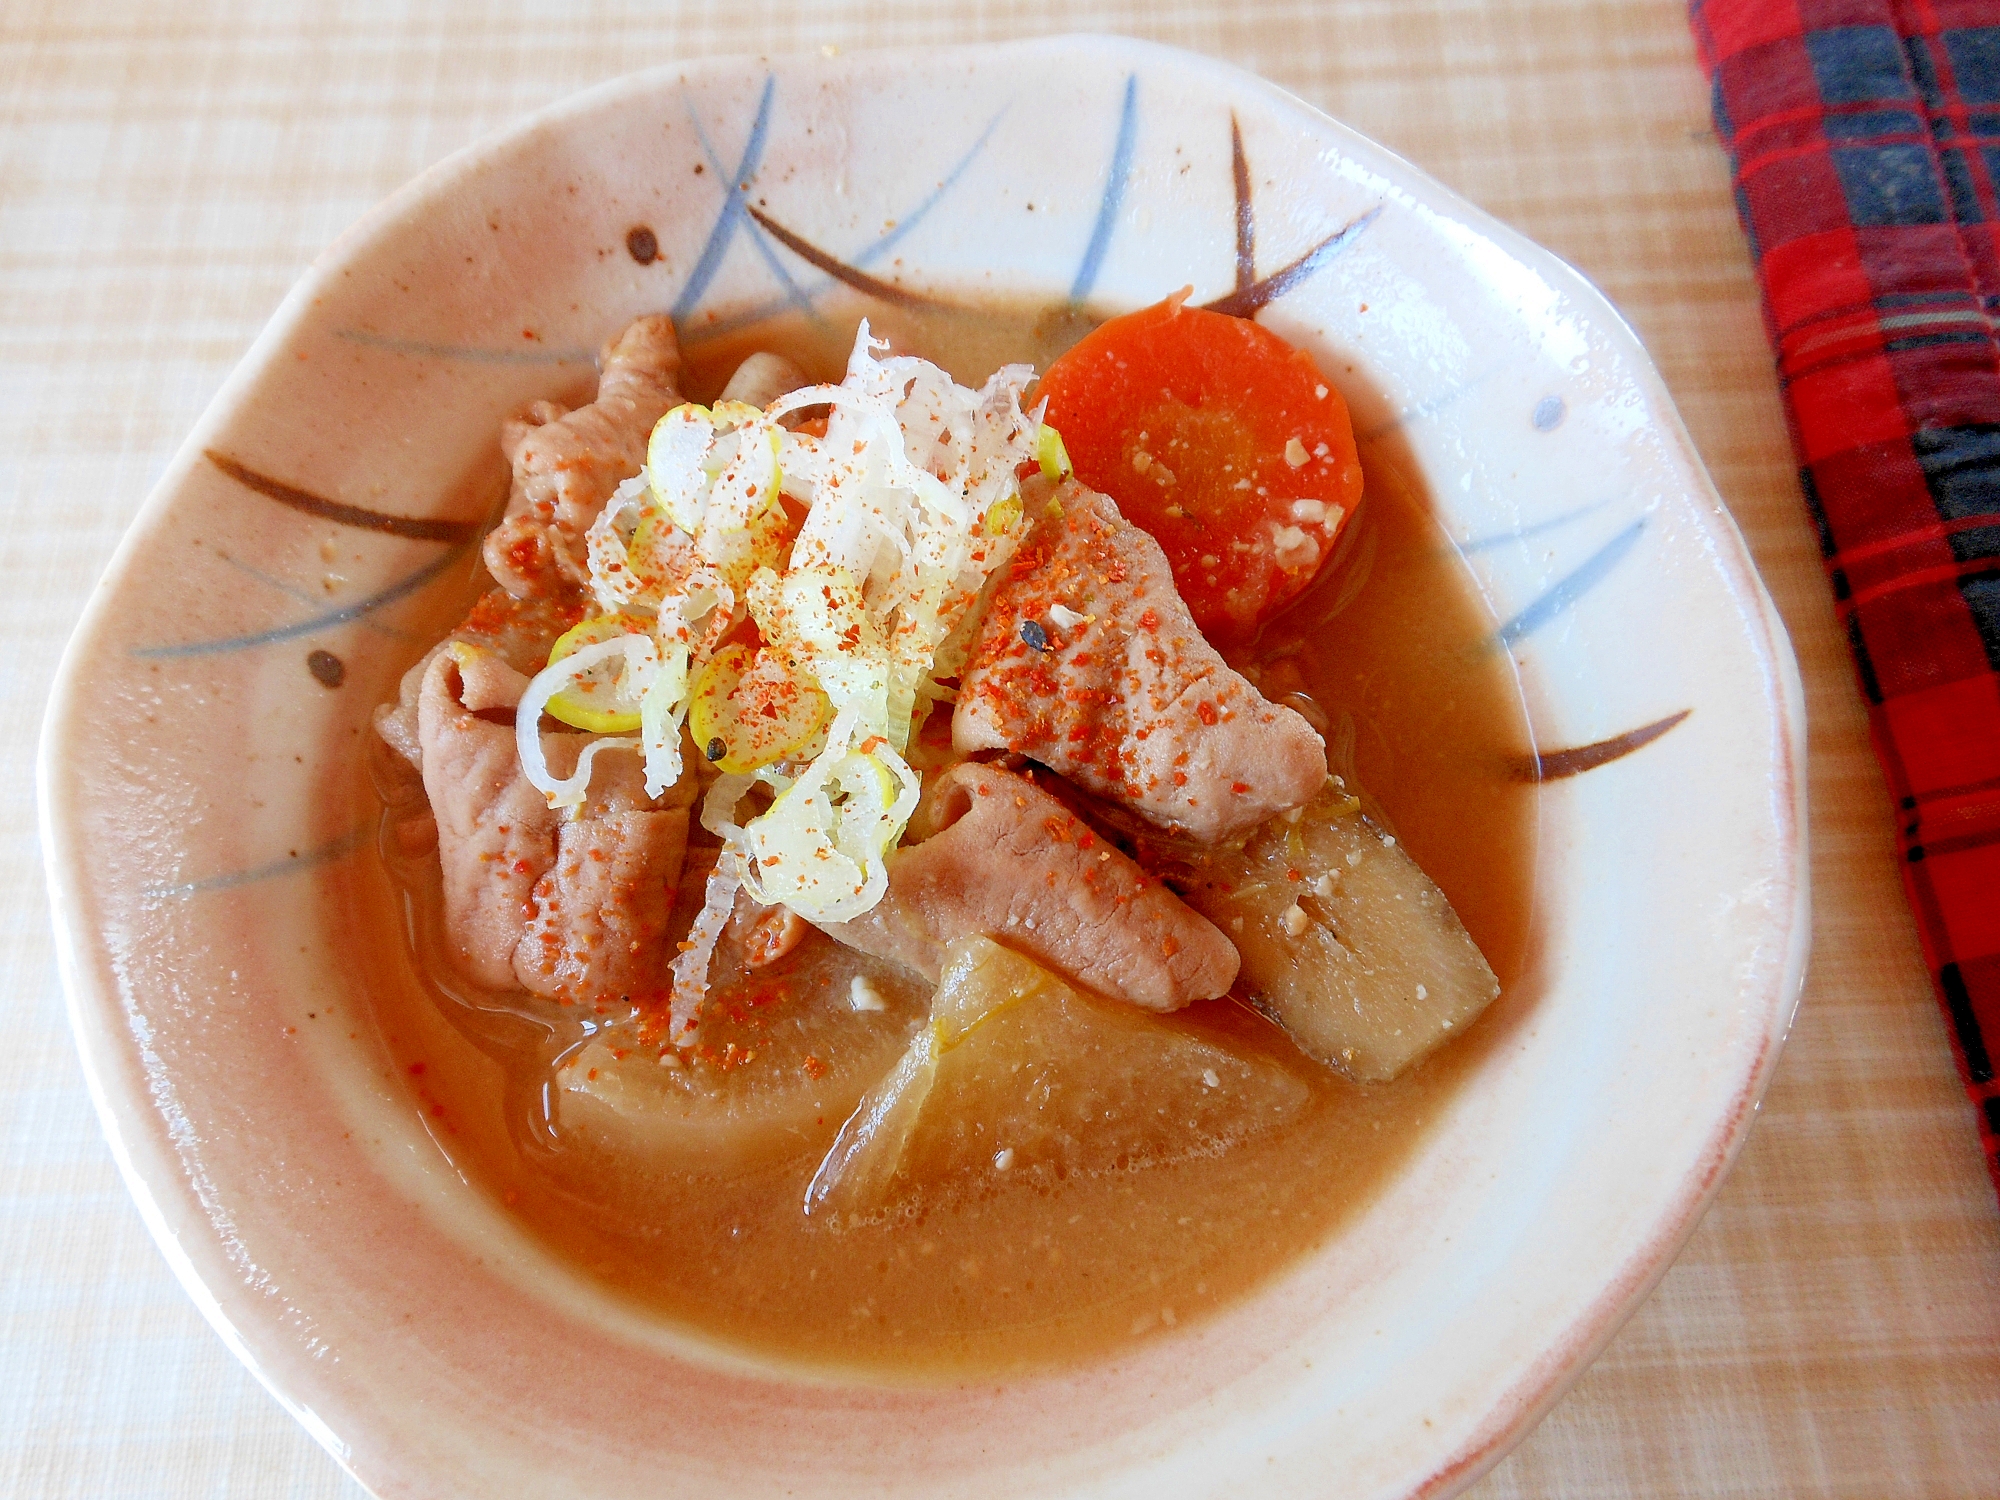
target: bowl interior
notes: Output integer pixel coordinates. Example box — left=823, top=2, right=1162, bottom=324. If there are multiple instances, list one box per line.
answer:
left=42, top=36, right=1804, bottom=1500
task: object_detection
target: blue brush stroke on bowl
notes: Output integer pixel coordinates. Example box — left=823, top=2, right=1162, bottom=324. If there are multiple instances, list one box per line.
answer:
left=1357, top=360, right=1510, bottom=443
left=672, top=76, right=780, bottom=323
left=1494, top=518, right=1646, bottom=646
left=680, top=103, right=1009, bottom=344
left=143, top=824, right=368, bottom=900
left=1069, top=74, right=1138, bottom=303
left=1459, top=499, right=1609, bottom=554
left=683, top=79, right=823, bottom=324
left=336, top=330, right=595, bottom=366
left=134, top=544, right=469, bottom=659
left=220, top=556, right=414, bottom=642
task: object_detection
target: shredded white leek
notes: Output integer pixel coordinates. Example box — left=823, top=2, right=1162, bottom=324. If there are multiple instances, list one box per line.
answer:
left=730, top=708, right=920, bottom=924
left=669, top=864, right=740, bottom=1042
left=515, top=635, right=653, bottom=807
left=583, top=474, right=683, bottom=615
left=518, top=321, right=1039, bottom=946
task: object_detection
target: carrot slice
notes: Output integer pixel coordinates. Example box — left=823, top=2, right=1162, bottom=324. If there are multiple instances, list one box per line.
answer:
left=1036, top=291, right=1363, bottom=642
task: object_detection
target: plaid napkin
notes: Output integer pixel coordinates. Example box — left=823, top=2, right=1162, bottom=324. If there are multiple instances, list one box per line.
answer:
left=1692, top=0, right=2000, bottom=1197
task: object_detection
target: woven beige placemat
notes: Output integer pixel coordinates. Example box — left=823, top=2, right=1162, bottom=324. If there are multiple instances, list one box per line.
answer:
left=3, top=2, right=1995, bottom=1496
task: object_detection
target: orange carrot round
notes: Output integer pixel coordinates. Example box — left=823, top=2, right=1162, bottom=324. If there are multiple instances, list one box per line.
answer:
left=1037, top=292, right=1363, bottom=642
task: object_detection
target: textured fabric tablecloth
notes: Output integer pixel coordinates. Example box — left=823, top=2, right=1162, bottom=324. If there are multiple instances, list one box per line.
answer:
left=1696, top=0, right=2000, bottom=1201
left=4, top=3, right=1997, bottom=1497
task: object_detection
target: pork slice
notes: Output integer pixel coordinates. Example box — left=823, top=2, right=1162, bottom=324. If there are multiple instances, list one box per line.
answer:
left=724, top=888, right=811, bottom=969
left=416, top=649, right=694, bottom=997
left=510, top=731, right=700, bottom=1001
left=718, top=351, right=809, bottom=411
left=568, top=733, right=700, bottom=816
left=416, top=650, right=564, bottom=990
left=374, top=588, right=581, bottom=770
left=512, top=809, right=688, bottom=1003
left=953, top=480, right=1327, bottom=844
left=818, top=763, right=1237, bottom=1012
left=451, top=647, right=531, bottom=711
left=483, top=314, right=683, bottom=598
left=376, top=642, right=447, bottom=768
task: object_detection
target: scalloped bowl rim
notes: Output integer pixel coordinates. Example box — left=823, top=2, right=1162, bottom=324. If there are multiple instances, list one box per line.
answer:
left=41, top=35, right=1807, bottom=1500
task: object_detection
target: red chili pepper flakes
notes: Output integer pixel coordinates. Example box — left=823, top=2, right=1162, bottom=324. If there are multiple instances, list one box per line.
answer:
left=1196, top=701, right=1219, bottom=726
left=1161, top=936, right=1181, bottom=958
left=1231, top=781, right=1251, bottom=794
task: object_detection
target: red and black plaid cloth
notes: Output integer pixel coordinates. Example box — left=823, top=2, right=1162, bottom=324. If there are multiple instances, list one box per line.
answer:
left=1692, top=0, right=2000, bottom=1198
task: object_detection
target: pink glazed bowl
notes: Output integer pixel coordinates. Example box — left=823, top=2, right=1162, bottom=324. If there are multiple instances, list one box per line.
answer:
left=41, top=36, right=1807, bottom=1500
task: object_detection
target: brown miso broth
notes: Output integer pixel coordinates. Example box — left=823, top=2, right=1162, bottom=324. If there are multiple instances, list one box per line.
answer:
left=354, top=295, right=1539, bottom=1375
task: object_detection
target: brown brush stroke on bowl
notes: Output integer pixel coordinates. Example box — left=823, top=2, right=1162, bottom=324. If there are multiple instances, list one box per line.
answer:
left=1513, top=709, right=1693, bottom=782
left=205, top=450, right=482, bottom=544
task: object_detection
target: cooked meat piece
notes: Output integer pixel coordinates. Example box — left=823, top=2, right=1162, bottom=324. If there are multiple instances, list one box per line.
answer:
left=374, top=587, right=579, bottom=770
left=417, top=649, right=564, bottom=989
left=513, top=809, right=687, bottom=1002
left=561, top=734, right=699, bottom=819
left=725, top=891, right=810, bottom=969
left=817, top=762, right=1237, bottom=1011
left=483, top=314, right=683, bottom=598
left=953, top=480, right=1327, bottom=843
left=415, top=648, right=694, bottom=997
left=452, top=646, right=531, bottom=711
left=373, top=654, right=434, bottom=768
left=718, top=351, right=809, bottom=410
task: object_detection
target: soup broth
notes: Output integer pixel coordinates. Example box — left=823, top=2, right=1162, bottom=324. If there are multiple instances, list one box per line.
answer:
left=355, top=296, right=1538, bottom=1375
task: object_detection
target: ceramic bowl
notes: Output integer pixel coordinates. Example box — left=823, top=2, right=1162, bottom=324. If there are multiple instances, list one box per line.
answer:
left=41, top=35, right=1806, bottom=1500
